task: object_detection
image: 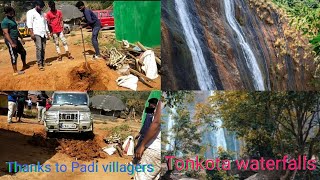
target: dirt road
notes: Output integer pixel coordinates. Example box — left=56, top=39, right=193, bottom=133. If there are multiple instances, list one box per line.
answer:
left=0, top=115, right=141, bottom=180
left=0, top=30, right=161, bottom=90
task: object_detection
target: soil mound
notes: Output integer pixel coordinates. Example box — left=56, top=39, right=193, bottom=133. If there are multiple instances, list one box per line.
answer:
left=69, top=62, right=96, bottom=91
left=28, top=133, right=106, bottom=161
left=56, top=139, right=105, bottom=161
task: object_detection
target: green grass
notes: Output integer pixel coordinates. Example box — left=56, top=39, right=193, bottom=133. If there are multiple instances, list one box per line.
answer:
left=109, top=124, right=132, bottom=140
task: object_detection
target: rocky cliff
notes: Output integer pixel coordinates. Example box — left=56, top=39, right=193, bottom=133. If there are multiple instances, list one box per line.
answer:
left=162, top=0, right=317, bottom=91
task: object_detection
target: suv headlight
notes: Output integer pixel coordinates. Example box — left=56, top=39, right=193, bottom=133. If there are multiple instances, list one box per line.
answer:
left=45, top=111, right=57, bottom=120
left=80, top=112, right=91, bottom=121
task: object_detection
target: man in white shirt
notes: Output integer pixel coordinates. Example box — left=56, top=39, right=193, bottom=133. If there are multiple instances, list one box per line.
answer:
left=27, top=0, right=50, bottom=71
left=134, top=101, right=161, bottom=180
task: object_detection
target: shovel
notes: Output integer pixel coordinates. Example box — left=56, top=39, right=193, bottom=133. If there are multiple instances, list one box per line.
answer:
left=80, top=22, right=89, bottom=69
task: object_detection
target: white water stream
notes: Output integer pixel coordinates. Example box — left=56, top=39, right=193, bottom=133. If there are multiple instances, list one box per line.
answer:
left=174, top=0, right=216, bottom=90
left=224, top=0, right=265, bottom=90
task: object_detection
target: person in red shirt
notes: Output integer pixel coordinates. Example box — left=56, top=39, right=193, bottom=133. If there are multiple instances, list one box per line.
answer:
left=46, top=0, right=73, bottom=61
left=45, top=98, right=52, bottom=110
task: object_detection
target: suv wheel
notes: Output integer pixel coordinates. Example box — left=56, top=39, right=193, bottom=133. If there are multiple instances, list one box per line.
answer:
left=47, top=132, right=55, bottom=138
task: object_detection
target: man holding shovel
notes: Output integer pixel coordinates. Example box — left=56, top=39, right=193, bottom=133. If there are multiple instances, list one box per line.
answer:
left=76, top=1, right=103, bottom=60
left=46, top=0, right=74, bottom=61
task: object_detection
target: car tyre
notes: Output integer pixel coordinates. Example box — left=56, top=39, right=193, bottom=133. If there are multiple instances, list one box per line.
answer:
left=47, top=132, right=55, bottom=138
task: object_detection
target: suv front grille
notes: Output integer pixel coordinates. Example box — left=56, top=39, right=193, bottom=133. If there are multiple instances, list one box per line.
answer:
left=59, top=113, right=78, bottom=122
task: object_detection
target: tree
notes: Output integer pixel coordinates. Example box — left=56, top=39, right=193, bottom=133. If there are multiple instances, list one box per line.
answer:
left=210, top=91, right=320, bottom=179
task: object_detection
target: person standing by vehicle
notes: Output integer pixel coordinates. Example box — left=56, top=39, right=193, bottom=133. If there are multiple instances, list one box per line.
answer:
left=7, top=92, right=17, bottom=124
left=16, top=93, right=26, bottom=122
left=75, top=1, right=103, bottom=60
left=1, top=6, right=28, bottom=76
left=46, top=0, right=74, bottom=61
left=37, top=91, right=49, bottom=123
left=27, top=0, right=51, bottom=71
left=45, top=98, right=52, bottom=110
left=27, top=97, right=32, bottom=110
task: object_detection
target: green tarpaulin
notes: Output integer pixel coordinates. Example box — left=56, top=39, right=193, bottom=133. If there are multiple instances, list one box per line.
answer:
left=141, top=90, right=162, bottom=127
left=114, top=1, right=161, bottom=47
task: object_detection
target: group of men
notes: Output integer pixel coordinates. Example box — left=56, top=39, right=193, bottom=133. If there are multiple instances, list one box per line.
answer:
left=1, top=0, right=102, bottom=75
left=7, top=91, right=50, bottom=124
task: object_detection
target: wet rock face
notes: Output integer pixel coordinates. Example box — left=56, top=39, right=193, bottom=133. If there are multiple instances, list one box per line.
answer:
left=162, top=0, right=317, bottom=90
left=161, top=0, right=198, bottom=90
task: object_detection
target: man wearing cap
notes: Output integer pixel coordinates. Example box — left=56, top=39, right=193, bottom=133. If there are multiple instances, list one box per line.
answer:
left=27, top=0, right=51, bottom=71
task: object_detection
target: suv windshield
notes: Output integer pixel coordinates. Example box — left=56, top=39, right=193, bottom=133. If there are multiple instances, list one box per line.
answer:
left=18, top=23, right=25, bottom=28
left=53, top=93, right=88, bottom=106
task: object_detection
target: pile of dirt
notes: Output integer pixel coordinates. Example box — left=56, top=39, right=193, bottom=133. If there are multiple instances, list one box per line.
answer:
left=69, top=62, right=96, bottom=91
left=69, top=62, right=108, bottom=91
left=28, top=133, right=59, bottom=150
left=28, top=133, right=107, bottom=161
left=56, top=139, right=106, bottom=161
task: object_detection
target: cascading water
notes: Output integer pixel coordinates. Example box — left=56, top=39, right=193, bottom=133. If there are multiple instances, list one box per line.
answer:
left=166, top=107, right=176, bottom=151
left=215, top=119, right=227, bottom=150
left=174, top=0, right=216, bottom=90
left=224, top=0, right=266, bottom=91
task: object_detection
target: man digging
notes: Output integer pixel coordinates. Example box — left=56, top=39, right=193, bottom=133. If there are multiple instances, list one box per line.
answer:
left=46, top=0, right=74, bottom=61
left=76, top=1, right=103, bottom=60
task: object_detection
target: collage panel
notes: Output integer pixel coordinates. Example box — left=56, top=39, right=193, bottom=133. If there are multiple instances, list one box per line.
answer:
left=161, top=0, right=320, bottom=91
left=0, top=0, right=161, bottom=91
left=161, top=91, right=320, bottom=179
left=0, top=90, right=161, bottom=179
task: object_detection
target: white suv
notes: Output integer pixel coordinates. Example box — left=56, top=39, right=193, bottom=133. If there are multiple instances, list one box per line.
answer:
left=44, top=92, right=93, bottom=135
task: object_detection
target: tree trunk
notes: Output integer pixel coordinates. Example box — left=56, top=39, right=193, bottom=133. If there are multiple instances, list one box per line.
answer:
left=280, top=168, right=291, bottom=180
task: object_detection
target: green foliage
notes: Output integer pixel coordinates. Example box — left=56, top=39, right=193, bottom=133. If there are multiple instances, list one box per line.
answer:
left=310, top=33, right=320, bottom=55
left=272, top=0, right=320, bottom=54
left=206, top=148, right=237, bottom=180
left=86, top=1, right=113, bottom=10
left=163, top=91, right=194, bottom=108
left=211, top=91, right=320, bottom=159
left=171, top=104, right=202, bottom=156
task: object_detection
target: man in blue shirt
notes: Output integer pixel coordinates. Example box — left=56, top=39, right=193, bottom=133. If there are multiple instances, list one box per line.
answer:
left=7, top=92, right=17, bottom=123
left=75, top=1, right=102, bottom=60
left=135, top=98, right=159, bottom=150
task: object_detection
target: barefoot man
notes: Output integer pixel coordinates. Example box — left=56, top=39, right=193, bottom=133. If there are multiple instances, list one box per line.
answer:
left=1, top=6, right=28, bottom=76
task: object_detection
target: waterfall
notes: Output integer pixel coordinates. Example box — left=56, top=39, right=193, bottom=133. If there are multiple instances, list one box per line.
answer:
left=215, top=119, right=227, bottom=150
left=224, top=0, right=265, bottom=91
left=166, top=107, right=176, bottom=151
left=174, top=0, right=216, bottom=90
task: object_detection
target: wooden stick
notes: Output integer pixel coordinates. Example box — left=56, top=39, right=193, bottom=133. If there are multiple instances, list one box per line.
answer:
left=136, top=42, right=148, bottom=51
left=155, top=57, right=161, bottom=66
left=129, top=68, right=156, bottom=83
left=136, top=42, right=161, bottom=66
left=127, top=53, right=143, bottom=64
left=138, top=77, right=154, bottom=88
